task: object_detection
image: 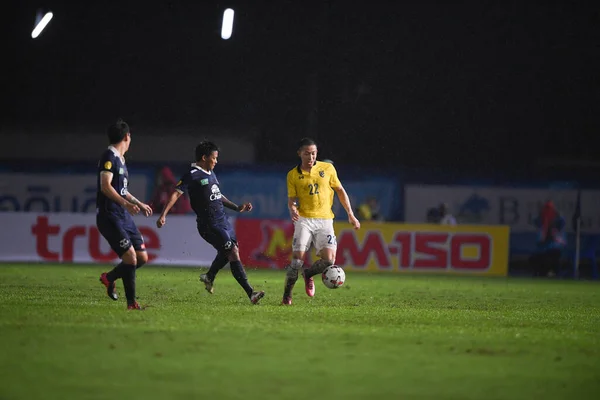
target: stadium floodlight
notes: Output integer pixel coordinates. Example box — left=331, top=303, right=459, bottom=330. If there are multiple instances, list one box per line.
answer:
left=32, top=10, right=53, bottom=39
left=221, top=8, right=234, bottom=40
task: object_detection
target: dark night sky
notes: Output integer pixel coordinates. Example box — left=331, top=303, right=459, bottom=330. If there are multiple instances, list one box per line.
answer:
left=2, top=1, right=599, bottom=168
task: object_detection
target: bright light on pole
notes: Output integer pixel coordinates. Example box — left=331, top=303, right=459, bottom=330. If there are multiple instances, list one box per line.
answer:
left=221, top=8, right=234, bottom=40
left=32, top=11, right=53, bottom=39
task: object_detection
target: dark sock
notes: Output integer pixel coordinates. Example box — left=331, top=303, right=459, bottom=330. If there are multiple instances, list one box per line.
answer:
left=136, top=262, right=145, bottom=270
left=283, top=266, right=299, bottom=298
left=304, top=259, right=332, bottom=279
left=207, top=253, right=229, bottom=282
left=229, top=260, right=253, bottom=297
left=119, top=264, right=136, bottom=305
left=106, top=263, right=124, bottom=282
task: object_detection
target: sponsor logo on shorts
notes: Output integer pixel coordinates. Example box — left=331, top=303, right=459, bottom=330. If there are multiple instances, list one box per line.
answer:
left=119, top=238, right=130, bottom=248
left=224, top=240, right=233, bottom=250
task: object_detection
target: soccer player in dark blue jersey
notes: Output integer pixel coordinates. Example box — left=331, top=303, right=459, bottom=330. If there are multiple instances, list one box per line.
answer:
left=156, top=141, right=265, bottom=304
left=97, top=119, right=153, bottom=310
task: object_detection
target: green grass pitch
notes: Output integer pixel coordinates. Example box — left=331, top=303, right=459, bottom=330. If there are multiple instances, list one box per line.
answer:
left=0, top=264, right=599, bottom=400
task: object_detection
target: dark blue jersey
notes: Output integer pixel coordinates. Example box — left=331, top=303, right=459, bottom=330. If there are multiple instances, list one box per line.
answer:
left=96, top=147, right=129, bottom=216
left=175, top=166, right=227, bottom=227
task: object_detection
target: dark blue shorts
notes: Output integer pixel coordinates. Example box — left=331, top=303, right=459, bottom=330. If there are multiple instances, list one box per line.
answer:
left=198, top=223, right=237, bottom=253
left=97, top=212, right=145, bottom=257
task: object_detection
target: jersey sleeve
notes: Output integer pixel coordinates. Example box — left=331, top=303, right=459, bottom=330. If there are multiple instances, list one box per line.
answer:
left=98, top=151, right=116, bottom=175
left=175, top=172, right=191, bottom=194
left=286, top=170, right=297, bottom=198
left=329, top=165, right=341, bottom=188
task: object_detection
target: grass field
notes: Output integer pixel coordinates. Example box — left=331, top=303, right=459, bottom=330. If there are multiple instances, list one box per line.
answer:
left=0, top=264, right=599, bottom=400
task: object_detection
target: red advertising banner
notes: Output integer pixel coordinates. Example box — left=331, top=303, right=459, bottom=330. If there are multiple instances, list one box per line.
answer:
left=236, top=219, right=510, bottom=276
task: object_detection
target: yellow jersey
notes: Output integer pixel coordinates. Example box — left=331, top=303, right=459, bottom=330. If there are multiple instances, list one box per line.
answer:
left=286, top=161, right=341, bottom=219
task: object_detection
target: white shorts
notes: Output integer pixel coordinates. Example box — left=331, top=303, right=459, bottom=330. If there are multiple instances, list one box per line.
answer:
left=292, top=217, right=337, bottom=254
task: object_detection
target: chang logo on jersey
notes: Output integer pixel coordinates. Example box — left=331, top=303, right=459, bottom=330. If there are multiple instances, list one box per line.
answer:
left=209, top=184, right=222, bottom=201
left=120, top=177, right=129, bottom=196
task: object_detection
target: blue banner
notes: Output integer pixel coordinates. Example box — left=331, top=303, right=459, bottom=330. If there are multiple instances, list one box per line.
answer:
left=216, top=170, right=398, bottom=221
left=0, top=169, right=154, bottom=213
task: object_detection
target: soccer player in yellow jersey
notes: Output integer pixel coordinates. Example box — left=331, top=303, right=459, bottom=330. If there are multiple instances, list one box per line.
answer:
left=282, top=138, right=360, bottom=305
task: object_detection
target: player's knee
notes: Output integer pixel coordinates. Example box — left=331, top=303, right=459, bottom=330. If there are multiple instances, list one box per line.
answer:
left=227, top=245, right=240, bottom=262
left=318, top=249, right=336, bottom=265
left=136, top=251, right=148, bottom=267
left=321, top=257, right=334, bottom=266
left=290, top=258, right=304, bottom=270
left=317, top=256, right=335, bottom=265
left=122, top=249, right=137, bottom=266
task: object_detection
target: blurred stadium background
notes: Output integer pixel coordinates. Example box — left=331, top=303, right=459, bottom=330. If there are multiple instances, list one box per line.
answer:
left=1, top=2, right=599, bottom=398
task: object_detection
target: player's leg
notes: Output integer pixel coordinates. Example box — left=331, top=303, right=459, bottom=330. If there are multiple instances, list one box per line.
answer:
left=109, top=222, right=139, bottom=310
left=283, top=218, right=313, bottom=304
left=97, top=215, right=140, bottom=309
left=227, top=240, right=265, bottom=304
left=120, top=247, right=141, bottom=309
left=97, top=214, right=125, bottom=301
left=201, top=251, right=229, bottom=294
left=126, top=222, right=149, bottom=308
left=300, top=242, right=317, bottom=297
left=304, top=219, right=337, bottom=278
left=135, top=250, right=148, bottom=268
left=198, top=228, right=230, bottom=293
left=306, top=248, right=336, bottom=275
left=125, top=222, right=149, bottom=270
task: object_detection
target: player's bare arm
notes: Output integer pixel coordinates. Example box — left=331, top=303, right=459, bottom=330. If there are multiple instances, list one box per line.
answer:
left=125, top=193, right=153, bottom=217
left=222, top=195, right=253, bottom=213
left=334, top=186, right=360, bottom=230
left=156, top=191, right=182, bottom=228
left=100, top=171, right=140, bottom=215
left=288, top=197, right=299, bottom=222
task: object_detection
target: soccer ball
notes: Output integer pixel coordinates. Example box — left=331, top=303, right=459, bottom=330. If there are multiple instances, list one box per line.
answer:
left=321, top=265, right=345, bottom=289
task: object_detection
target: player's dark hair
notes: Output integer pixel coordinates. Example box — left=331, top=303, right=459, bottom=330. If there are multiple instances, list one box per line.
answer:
left=107, top=118, right=130, bottom=144
left=195, top=141, right=219, bottom=161
left=297, top=137, right=317, bottom=150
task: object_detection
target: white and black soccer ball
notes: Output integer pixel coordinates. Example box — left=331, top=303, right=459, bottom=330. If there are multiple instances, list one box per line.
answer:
left=322, top=265, right=345, bottom=289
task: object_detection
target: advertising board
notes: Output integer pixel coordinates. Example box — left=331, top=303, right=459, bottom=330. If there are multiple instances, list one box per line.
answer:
left=235, top=219, right=509, bottom=276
